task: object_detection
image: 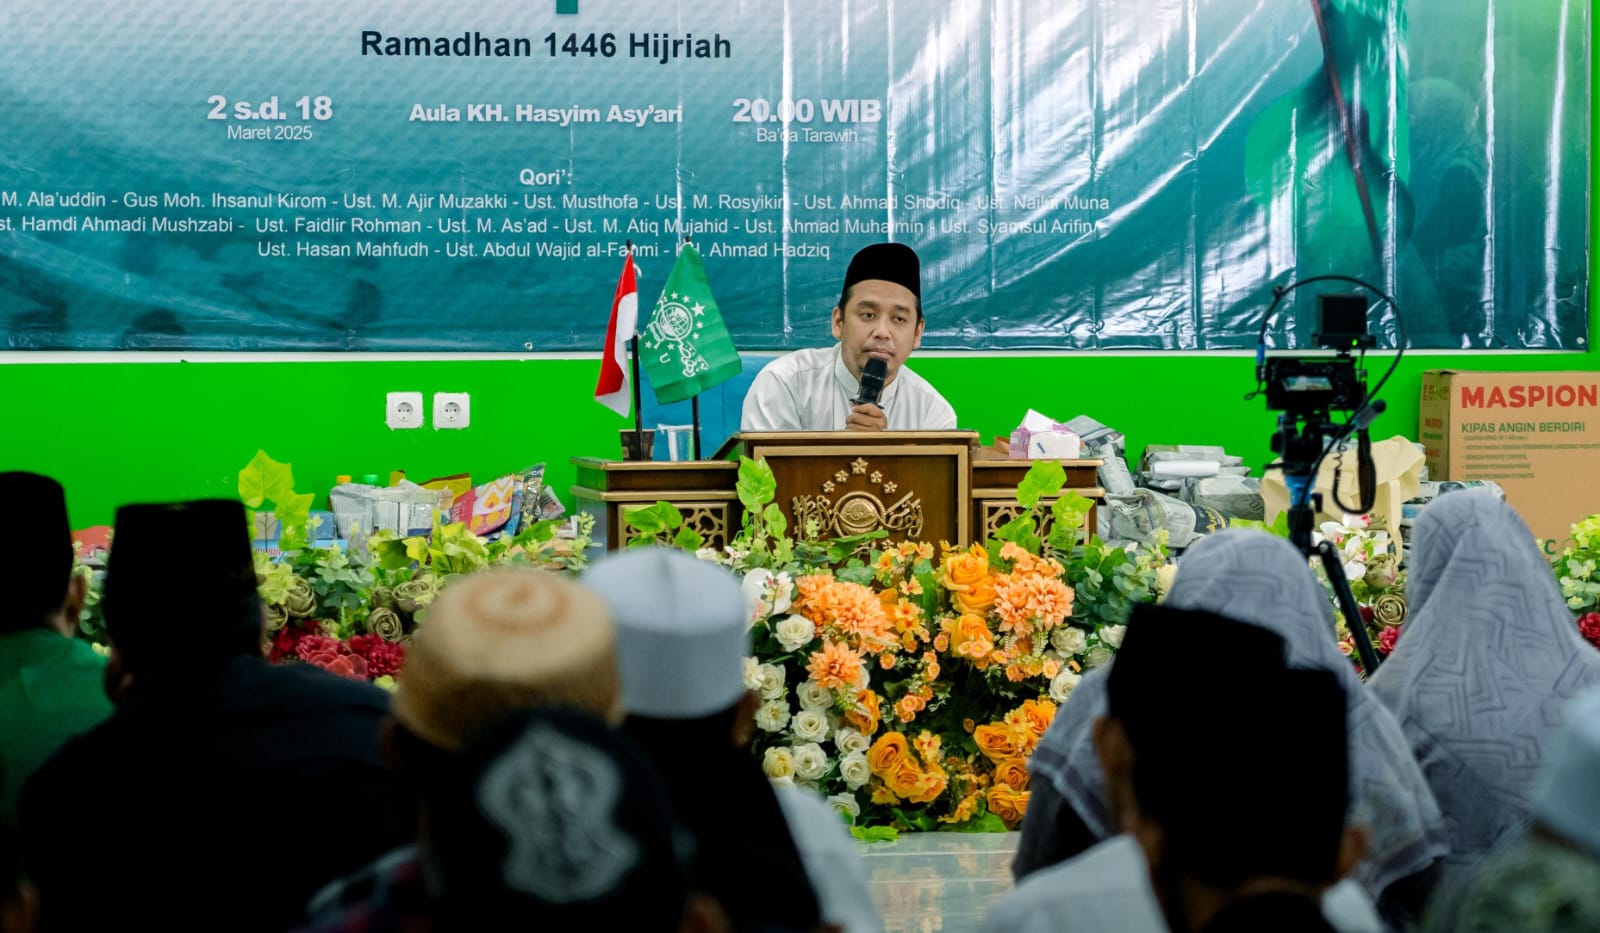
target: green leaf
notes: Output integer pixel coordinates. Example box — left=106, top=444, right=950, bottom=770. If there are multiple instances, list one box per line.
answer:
left=1017, top=460, right=1067, bottom=509
left=942, top=811, right=1009, bottom=834
left=994, top=513, right=1041, bottom=553
left=1047, top=491, right=1094, bottom=546
left=850, top=825, right=900, bottom=843
left=736, top=456, right=777, bottom=513
left=673, top=526, right=705, bottom=552
left=762, top=502, right=788, bottom=538
left=236, top=449, right=281, bottom=507
left=837, top=565, right=875, bottom=586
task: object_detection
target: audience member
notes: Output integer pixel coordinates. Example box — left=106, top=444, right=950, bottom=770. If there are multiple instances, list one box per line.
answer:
left=392, top=706, right=726, bottom=932
left=303, top=565, right=625, bottom=930
left=586, top=547, right=859, bottom=933
left=1027, top=530, right=1445, bottom=927
left=1370, top=490, right=1600, bottom=881
left=19, top=500, right=412, bottom=932
left=985, top=604, right=1291, bottom=932
left=0, top=473, right=110, bottom=823
left=1422, top=685, right=1600, bottom=932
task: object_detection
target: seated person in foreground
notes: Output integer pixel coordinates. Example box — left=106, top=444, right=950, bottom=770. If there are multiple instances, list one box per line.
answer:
left=741, top=242, right=957, bottom=432
left=1422, top=684, right=1600, bottom=932
left=985, top=604, right=1378, bottom=933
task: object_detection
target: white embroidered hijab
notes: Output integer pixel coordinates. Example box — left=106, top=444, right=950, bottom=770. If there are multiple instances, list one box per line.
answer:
left=1368, top=490, right=1600, bottom=874
left=1030, top=529, right=1447, bottom=899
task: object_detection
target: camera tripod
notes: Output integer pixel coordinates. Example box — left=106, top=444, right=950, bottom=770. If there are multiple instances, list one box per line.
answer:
left=1274, top=416, right=1383, bottom=675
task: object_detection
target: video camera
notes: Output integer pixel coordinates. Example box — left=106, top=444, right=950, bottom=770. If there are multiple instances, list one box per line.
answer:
left=1261, top=293, right=1375, bottom=415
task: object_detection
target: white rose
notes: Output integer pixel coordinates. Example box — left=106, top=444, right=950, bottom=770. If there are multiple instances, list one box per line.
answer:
left=1050, top=626, right=1088, bottom=656
left=763, top=746, right=796, bottom=780
left=834, top=727, right=871, bottom=755
left=793, top=743, right=829, bottom=782
left=839, top=751, right=872, bottom=789
left=757, top=663, right=788, bottom=700
left=742, top=568, right=795, bottom=623
left=755, top=700, right=792, bottom=733
left=797, top=679, right=836, bottom=711
left=1083, top=645, right=1115, bottom=670
left=791, top=709, right=830, bottom=743
left=1099, top=624, right=1127, bottom=649
left=827, top=793, right=862, bottom=822
left=773, top=615, right=817, bottom=652
left=1049, top=667, right=1083, bottom=702
left=742, top=656, right=762, bottom=691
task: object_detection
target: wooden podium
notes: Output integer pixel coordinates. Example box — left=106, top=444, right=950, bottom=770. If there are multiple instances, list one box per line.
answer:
left=572, top=432, right=1102, bottom=552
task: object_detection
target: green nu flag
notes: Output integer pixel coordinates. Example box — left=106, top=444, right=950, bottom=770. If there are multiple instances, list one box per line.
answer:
left=640, top=243, right=742, bottom=403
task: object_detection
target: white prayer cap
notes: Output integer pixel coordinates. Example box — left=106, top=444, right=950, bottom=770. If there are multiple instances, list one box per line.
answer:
left=1532, top=684, right=1600, bottom=859
left=583, top=547, right=749, bottom=719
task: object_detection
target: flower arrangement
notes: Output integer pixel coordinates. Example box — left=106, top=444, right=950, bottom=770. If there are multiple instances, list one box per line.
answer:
left=1306, top=514, right=1409, bottom=671
left=723, top=456, right=1162, bottom=834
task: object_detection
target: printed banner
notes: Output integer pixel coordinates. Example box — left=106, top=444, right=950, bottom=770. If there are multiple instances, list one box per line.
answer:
left=0, top=0, right=1587, bottom=351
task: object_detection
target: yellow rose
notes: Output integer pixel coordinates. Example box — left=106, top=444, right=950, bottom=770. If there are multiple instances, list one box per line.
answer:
left=888, top=759, right=928, bottom=799
left=987, top=783, right=1031, bottom=827
left=1020, top=698, right=1057, bottom=737
left=973, top=723, right=1018, bottom=762
left=953, top=575, right=998, bottom=614
left=994, top=757, right=1031, bottom=791
left=941, top=544, right=990, bottom=588
left=908, top=762, right=949, bottom=804
left=845, top=689, right=881, bottom=735
left=867, top=731, right=912, bottom=777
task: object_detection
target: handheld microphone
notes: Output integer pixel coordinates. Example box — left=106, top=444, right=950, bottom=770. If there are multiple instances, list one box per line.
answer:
left=853, top=356, right=887, bottom=407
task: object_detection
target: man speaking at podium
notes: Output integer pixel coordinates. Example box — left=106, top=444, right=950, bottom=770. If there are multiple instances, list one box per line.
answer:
left=741, top=242, right=958, bottom=432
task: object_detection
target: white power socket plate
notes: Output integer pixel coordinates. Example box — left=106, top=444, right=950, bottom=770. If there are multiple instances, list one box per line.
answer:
left=434, top=392, right=471, bottom=429
left=385, top=391, right=424, bottom=430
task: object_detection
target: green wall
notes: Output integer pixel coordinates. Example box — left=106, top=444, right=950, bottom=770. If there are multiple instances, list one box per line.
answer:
left=3, top=32, right=1597, bottom=529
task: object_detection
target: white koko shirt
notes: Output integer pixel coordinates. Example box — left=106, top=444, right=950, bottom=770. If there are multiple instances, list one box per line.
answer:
left=740, top=345, right=957, bottom=432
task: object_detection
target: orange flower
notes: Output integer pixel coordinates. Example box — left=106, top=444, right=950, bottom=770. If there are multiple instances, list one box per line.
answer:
left=933, top=632, right=950, bottom=652
left=879, top=652, right=896, bottom=670
left=867, top=731, right=912, bottom=777
left=793, top=574, right=837, bottom=624
left=993, top=572, right=1075, bottom=634
left=899, top=577, right=924, bottom=597
left=939, top=791, right=983, bottom=824
left=962, top=718, right=976, bottom=733
left=922, top=652, right=941, bottom=681
left=878, top=587, right=900, bottom=609
left=914, top=730, right=942, bottom=765
left=871, top=783, right=902, bottom=805
left=807, top=640, right=865, bottom=691
left=910, top=762, right=948, bottom=804
left=893, top=693, right=926, bottom=724
left=822, top=580, right=895, bottom=651
left=1019, top=698, right=1057, bottom=736
left=887, top=759, right=927, bottom=799
left=948, top=613, right=995, bottom=663
left=940, top=544, right=996, bottom=612
left=994, top=757, right=1031, bottom=791
left=987, top=783, right=1031, bottom=827
left=845, top=689, right=881, bottom=735
left=953, top=575, right=998, bottom=614
left=973, top=723, right=1018, bottom=762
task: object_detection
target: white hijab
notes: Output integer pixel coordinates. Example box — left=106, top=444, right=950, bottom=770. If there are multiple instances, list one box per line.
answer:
left=1029, top=529, right=1448, bottom=900
left=1368, top=490, right=1600, bottom=875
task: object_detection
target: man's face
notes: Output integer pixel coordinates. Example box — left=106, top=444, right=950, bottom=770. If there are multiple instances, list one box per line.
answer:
left=831, top=278, right=924, bottom=382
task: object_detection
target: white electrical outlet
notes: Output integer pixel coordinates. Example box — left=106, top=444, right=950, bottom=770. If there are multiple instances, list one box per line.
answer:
left=434, top=392, right=471, bottom=429
left=385, top=391, right=424, bottom=429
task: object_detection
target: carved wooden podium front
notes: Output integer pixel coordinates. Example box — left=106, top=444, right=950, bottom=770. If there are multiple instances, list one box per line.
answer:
left=572, top=432, right=1102, bottom=552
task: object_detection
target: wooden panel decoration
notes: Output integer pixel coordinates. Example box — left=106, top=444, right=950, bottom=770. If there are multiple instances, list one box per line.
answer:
left=573, top=440, right=1107, bottom=553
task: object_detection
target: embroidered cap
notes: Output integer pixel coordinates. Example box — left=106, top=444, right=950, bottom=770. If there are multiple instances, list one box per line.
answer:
left=391, top=566, right=620, bottom=750
left=583, top=547, right=749, bottom=719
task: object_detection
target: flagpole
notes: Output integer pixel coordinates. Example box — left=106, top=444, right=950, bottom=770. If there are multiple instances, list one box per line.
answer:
left=681, top=233, right=703, bottom=462
left=626, top=239, right=646, bottom=460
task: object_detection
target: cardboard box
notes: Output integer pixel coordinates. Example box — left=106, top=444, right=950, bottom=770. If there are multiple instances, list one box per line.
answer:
left=1419, top=370, right=1600, bottom=554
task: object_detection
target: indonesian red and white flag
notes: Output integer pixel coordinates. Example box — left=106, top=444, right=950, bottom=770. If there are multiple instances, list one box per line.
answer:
left=594, top=250, right=640, bottom=417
